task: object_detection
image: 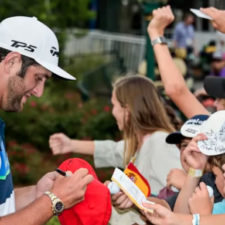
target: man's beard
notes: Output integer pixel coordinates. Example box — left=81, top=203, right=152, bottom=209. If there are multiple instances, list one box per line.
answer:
left=4, top=76, right=24, bottom=112
left=5, top=95, right=23, bottom=112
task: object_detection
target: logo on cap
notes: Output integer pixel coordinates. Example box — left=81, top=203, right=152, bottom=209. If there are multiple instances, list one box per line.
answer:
left=186, top=118, right=204, bottom=126
left=50, top=47, right=59, bottom=57
left=11, top=40, right=37, bottom=52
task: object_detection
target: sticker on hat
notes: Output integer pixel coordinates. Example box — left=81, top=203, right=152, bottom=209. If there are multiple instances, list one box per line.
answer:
left=180, top=114, right=209, bottom=138
left=197, top=110, right=225, bottom=156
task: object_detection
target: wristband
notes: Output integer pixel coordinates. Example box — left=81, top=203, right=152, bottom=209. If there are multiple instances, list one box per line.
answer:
left=188, top=168, right=203, bottom=178
left=192, top=214, right=200, bottom=225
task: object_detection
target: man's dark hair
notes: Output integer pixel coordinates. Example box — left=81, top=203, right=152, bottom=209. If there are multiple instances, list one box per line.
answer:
left=0, top=47, right=39, bottom=77
left=182, top=12, right=194, bottom=21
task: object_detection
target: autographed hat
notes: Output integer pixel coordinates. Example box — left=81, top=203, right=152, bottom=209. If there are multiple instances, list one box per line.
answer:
left=0, top=16, right=75, bottom=80
left=58, top=158, right=111, bottom=225
left=166, top=114, right=209, bottom=144
left=204, top=76, right=225, bottom=98
left=198, top=110, right=225, bottom=156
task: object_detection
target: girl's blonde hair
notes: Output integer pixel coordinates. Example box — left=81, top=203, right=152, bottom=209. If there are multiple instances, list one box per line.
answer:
left=113, top=75, right=175, bottom=166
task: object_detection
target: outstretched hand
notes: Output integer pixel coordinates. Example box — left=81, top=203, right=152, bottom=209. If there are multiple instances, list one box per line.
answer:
left=200, top=7, right=225, bottom=33
left=49, top=133, right=72, bottom=155
left=147, top=5, right=174, bottom=40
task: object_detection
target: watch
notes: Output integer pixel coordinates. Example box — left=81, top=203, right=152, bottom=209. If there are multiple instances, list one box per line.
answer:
left=44, top=191, right=64, bottom=216
left=151, top=36, right=168, bottom=46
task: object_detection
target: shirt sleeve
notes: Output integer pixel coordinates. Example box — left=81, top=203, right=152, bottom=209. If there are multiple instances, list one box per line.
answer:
left=94, top=140, right=124, bottom=169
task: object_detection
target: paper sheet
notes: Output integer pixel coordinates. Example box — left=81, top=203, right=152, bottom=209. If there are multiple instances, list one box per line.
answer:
left=190, top=8, right=212, bottom=20
left=111, top=168, right=154, bottom=213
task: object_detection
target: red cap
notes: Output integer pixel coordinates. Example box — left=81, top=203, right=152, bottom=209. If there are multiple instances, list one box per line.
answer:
left=58, top=158, right=112, bottom=225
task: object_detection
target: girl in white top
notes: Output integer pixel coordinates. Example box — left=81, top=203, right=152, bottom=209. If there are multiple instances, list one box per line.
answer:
left=49, top=75, right=181, bottom=224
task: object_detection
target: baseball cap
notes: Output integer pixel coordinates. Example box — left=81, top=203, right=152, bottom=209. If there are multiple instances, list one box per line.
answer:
left=166, top=131, right=186, bottom=144
left=198, top=110, right=225, bottom=156
left=0, top=16, right=75, bottom=80
left=58, top=158, right=111, bottom=225
left=204, top=76, right=225, bottom=98
left=166, top=115, right=209, bottom=144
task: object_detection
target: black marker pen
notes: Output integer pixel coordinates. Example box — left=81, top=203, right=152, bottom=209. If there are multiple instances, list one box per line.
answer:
left=56, top=168, right=67, bottom=176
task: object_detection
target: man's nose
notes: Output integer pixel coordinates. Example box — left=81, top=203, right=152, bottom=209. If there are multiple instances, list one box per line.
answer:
left=32, top=81, right=45, bottom=97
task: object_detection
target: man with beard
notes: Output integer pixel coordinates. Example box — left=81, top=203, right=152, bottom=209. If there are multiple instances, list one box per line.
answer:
left=0, top=16, right=93, bottom=224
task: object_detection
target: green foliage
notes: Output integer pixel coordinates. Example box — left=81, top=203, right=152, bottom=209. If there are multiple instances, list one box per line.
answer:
left=46, top=216, right=60, bottom=225
left=0, top=92, right=119, bottom=153
left=8, top=142, right=56, bottom=185
left=0, top=0, right=95, bottom=28
left=64, top=54, right=107, bottom=81
left=0, top=0, right=96, bottom=64
left=3, top=94, right=119, bottom=185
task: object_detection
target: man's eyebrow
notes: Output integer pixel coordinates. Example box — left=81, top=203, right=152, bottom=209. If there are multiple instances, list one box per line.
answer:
left=44, top=74, right=51, bottom=79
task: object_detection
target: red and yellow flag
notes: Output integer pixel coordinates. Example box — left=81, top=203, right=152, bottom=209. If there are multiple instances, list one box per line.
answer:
left=124, top=162, right=151, bottom=197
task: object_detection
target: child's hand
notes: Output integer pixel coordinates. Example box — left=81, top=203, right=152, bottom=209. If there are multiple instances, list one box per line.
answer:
left=183, top=134, right=208, bottom=170
left=166, top=168, right=186, bottom=190
left=142, top=203, right=180, bottom=225
left=111, top=191, right=133, bottom=209
left=188, top=182, right=214, bottom=215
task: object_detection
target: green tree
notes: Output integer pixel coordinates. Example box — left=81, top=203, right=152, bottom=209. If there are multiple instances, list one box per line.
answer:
left=0, top=0, right=95, bottom=28
left=0, top=0, right=96, bottom=63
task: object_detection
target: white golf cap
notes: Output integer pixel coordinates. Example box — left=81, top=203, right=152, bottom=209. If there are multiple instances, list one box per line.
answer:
left=198, top=110, right=225, bottom=156
left=166, top=114, right=209, bottom=144
left=180, top=114, right=209, bottom=138
left=0, top=16, right=75, bottom=80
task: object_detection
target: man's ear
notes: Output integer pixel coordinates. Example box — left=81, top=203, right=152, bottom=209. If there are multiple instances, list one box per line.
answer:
left=2, top=52, right=22, bottom=74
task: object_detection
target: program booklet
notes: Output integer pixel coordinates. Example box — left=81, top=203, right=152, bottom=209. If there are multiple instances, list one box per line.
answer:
left=111, top=168, right=154, bottom=213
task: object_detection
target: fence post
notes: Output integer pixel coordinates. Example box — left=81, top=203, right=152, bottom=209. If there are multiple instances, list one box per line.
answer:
left=143, top=2, right=159, bottom=81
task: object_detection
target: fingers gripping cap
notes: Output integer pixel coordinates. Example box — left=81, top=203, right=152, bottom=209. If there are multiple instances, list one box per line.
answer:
left=198, top=110, right=225, bottom=156
left=0, top=16, right=75, bottom=80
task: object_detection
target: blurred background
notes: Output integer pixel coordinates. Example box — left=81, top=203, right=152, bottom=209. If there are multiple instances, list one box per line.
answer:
left=0, top=1, right=224, bottom=224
